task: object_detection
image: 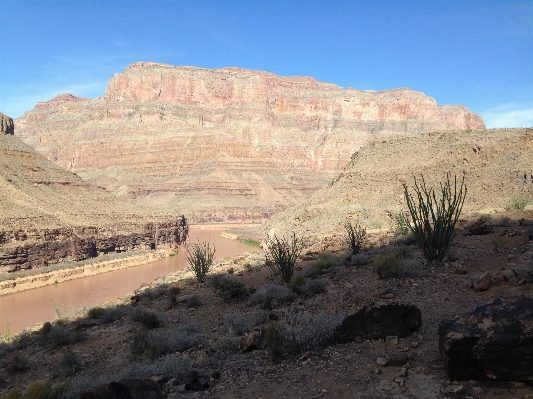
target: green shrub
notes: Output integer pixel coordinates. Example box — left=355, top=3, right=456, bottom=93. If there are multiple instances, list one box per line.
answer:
left=392, top=213, right=411, bottom=236
left=265, top=233, right=302, bottom=283
left=184, top=295, right=202, bottom=308
left=6, top=353, right=30, bottom=374
left=41, top=322, right=52, bottom=336
left=87, top=307, right=105, bottom=319
left=130, top=328, right=159, bottom=361
left=265, top=323, right=284, bottom=363
left=286, top=275, right=305, bottom=293
left=372, top=253, right=401, bottom=279
left=216, top=276, right=249, bottom=301
left=132, top=310, right=161, bottom=329
left=508, top=197, right=530, bottom=211
left=60, top=351, right=83, bottom=376
left=44, top=325, right=80, bottom=348
left=242, top=239, right=261, bottom=246
left=248, top=284, right=296, bottom=309
left=344, top=222, right=368, bottom=255
left=312, top=254, right=336, bottom=275
left=4, top=380, right=66, bottom=399
left=402, top=174, right=466, bottom=262
left=299, top=280, right=326, bottom=298
left=187, top=241, right=216, bottom=282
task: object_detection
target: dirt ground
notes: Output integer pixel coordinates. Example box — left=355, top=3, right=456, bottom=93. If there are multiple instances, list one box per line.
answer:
left=1, top=211, right=533, bottom=399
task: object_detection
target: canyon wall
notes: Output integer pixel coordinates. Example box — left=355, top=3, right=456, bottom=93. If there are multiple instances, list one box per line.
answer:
left=15, top=62, right=485, bottom=222
left=0, top=129, right=187, bottom=272
left=264, top=128, right=533, bottom=248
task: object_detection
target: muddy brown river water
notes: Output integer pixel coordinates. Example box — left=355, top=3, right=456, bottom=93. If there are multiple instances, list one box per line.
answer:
left=0, top=227, right=258, bottom=334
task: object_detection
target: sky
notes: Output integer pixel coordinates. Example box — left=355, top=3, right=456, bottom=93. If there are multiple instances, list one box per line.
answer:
left=1, top=0, right=532, bottom=128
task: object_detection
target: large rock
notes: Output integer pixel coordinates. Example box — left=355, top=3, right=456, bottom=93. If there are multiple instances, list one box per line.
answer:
left=15, top=62, right=485, bottom=223
left=335, top=302, right=422, bottom=342
left=0, top=112, right=14, bottom=135
left=80, top=378, right=164, bottom=399
left=439, top=296, right=533, bottom=381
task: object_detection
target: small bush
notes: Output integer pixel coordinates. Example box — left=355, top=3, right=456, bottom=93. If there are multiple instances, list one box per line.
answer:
left=526, top=226, right=533, bottom=241
left=187, top=241, right=216, bottom=282
left=494, top=216, right=517, bottom=227
left=167, top=286, right=181, bottom=296
left=392, top=213, right=411, bottom=236
left=478, top=214, right=493, bottom=223
left=508, top=198, right=530, bottom=211
left=349, top=253, right=369, bottom=267
left=248, top=284, right=296, bottom=309
left=397, top=259, right=425, bottom=277
left=87, top=307, right=105, bottom=319
left=185, top=295, right=202, bottom=308
left=344, top=221, right=368, bottom=255
left=5, top=380, right=66, bottom=399
left=299, top=280, right=326, bottom=298
left=42, top=322, right=52, bottom=336
left=6, top=353, right=30, bottom=374
left=209, top=336, right=240, bottom=360
left=395, top=235, right=417, bottom=246
left=130, top=328, right=158, bottom=361
left=45, top=325, right=79, bottom=348
left=491, top=236, right=506, bottom=253
left=149, top=324, right=202, bottom=354
left=242, top=239, right=261, bottom=246
left=99, top=305, right=131, bottom=324
left=372, top=253, right=401, bottom=279
left=205, top=272, right=225, bottom=288
left=60, top=351, right=83, bottom=376
left=216, top=276, right=249, bottom=301
left=286, top=275, right=305, bottom=293
left=132, top=310, right=161, bottom=329
left=265, top=233, right=302, bottom=283
left=224, top=310, right=267, bottom=336
left=266, top=323, right=284, bottom=363
left=312, top=254, right=336, bottom=275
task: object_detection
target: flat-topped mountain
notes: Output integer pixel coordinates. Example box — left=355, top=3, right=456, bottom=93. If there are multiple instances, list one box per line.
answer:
left=264, top=128, right=533, bottom=245
left=15, top=62, right=485, bottom=222
left=0, top=128, right=186, bottom=272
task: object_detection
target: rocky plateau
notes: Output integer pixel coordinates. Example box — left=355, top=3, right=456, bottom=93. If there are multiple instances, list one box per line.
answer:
left=15, top=62, right=485, bottom=223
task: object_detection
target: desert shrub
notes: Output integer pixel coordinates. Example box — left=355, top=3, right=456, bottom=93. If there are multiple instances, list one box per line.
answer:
left=508, top=197, right=530, bottom=211
left=132, top=309, right=161, bottom=329
left=99, top=305, right=131, bottom=324
left=494, top=216, right=517, bottom=227
left=491, top=236, right=506, bottom=253
left=209, top=336, right=240, bottom=360
left=395, top=234, right=417, bottom=246
left=344, top=221, right=368, bottom=255
left=60, top=351, right=83, bottom=376
left=44, top=325, right=79, bottom=348
left=265, top=233, right=302, bottom=283
left=269, top=308, right=342, bottom=358
left=187, top=241, right=216, bottom=282
left=227, top=267, right=235, bottom=275
left=402, top=174, right=466, bottom=262
left=0, top=342, right=16, bottom=358
left=286, top=275, right=305, bottom=293
left=397, top=259, right=426, bottom=277
left=205, top=272, right=225, bottom=288
left=266, top=323, right=285, bottom=363
left=299, top=280, right=326, bottom=298
left=4, top=380, right=65, bottom=399
left=372, top=253, right=401, bottom=279
left=87, top=307, right=105, bottom=319
left=349, top=253, right=369, bottom=267
left=167, top=286, right=181, bottom=296
left=392, top=213, right=411, bottom=236
left=477, top=213, right=493, bottom=223
left=242, top=239, right=261, bottom=246
left=130, top=328, right=158, bottom=361
left=41, top=322, right=52, bottom=336
left=224, top=310, right=267, bottom=335
left=6, top=353, right=30, bottom=374
left=216, top=276, right=249, bottom=301
left=167, top=286, right=181, bottom=306
left=149, top=324, right=202, bottom=354
left=185, top=295, right=202, bottom=308
left=248, top=284, right=296, bottom=309
left=445, top=248, right=462, bottom=262
left=312, top=254, right=337, bottom=275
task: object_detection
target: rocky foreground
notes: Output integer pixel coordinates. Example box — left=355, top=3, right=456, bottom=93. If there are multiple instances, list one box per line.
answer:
left=1, top=211, right=532, bottom=398
left=15, top=62, right=484, bottom=223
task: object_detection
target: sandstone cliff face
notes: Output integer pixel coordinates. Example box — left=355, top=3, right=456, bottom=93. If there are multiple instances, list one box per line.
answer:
left=0, top=131, right=187, bottom=272
left=264, top=128, right=533, bottom=246
left=0, top=112, right=14, bottom=135
left=15, top=62, right=485, bottom=222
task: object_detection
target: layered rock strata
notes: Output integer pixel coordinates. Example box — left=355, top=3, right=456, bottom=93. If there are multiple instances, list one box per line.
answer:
left=15, top=62, right=485, bottom=222
left=0, top=130, right=187, bottom=272
left=264, top=128, right=533, bottom=245
left=0, top=112, right=14, bottom=135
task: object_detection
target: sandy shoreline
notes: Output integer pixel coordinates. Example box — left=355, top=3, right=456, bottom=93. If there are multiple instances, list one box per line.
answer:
left=0, top=250, right=169, bottom=296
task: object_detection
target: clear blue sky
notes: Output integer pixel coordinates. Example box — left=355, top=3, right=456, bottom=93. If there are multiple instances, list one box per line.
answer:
left=1, top=0, right=532, bottom=128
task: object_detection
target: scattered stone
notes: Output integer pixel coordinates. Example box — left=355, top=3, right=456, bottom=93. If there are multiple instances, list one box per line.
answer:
left=335, top=302, right=422, bottom=342
left=512, top=266, right=533, bottom=283
left=469, top=220, right=494, bottom=235
left=386, top=352, right=408, bottom=366
left=376, top=357, right=388, bottom=366
left=385, top=336, right=398, bottom=346
left=440, top=384, right=470, bottom=398
left=501, top=269, right=517, bottom=282
left=471, top=271, right=492, bottom=291
left=411, top=341, right=419, bottom=349
left=439, top=296, right=533, bottom=382
left=241, top=329, right=266, bottom=352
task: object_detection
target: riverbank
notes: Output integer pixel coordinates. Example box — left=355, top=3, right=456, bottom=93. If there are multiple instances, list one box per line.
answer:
left=0, top=250, right=169, bottom=296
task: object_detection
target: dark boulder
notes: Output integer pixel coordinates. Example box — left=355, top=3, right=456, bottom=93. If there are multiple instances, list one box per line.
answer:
left=334, top=302, right=422, bottom=342
left=80, top=378, right=163, bottom=399
left=439, top=296, right=533, bottom=381
left=468, top=220, right=494, bottom=235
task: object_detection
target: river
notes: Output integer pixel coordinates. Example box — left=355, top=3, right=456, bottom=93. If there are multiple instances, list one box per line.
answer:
left=0, top=227, right=259, bottom=335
